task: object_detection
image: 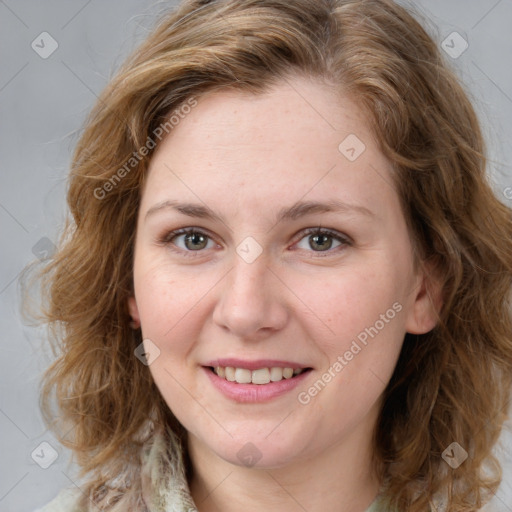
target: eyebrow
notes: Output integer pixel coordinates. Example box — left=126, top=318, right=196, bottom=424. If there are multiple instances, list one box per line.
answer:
left=144, top=199, right=375, bottom=223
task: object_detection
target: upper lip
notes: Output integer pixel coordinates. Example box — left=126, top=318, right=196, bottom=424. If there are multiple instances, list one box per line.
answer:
left=204, top=359, right=310, bottom=370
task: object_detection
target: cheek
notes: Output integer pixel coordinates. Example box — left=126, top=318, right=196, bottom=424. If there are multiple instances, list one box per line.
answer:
left=296, top=268, right=406, bottom=424
left=289, top=264, right=407, bottom=346
left=133, top=258, right=214, bottom=340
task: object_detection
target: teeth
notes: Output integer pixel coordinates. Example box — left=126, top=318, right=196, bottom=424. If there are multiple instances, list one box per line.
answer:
left=252, top=368, right=270, bottom=384
left=213, top=366, right=305, bottom=384
left=234, top=368, right=252, bottom=384
left=282, top=368, right=293, bottom=379
left=225, top=367, right=236, bottom=381
left=269, top=367, right=283, bottom=381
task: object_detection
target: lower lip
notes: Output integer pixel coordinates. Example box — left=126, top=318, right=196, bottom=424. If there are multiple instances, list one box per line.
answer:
left=203, top=367, right=311, bottom=403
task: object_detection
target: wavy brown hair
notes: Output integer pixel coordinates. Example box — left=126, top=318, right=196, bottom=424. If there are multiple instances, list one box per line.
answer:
left=22, top=0, right=512, bottom=510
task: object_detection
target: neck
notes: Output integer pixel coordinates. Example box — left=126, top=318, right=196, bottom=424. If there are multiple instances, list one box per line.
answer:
left=188, top=414, right=381, bottom=512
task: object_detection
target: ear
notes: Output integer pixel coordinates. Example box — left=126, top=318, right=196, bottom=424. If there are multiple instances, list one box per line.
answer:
left=405, top=261, right=443, bottom=335
left=128, top=296, right=141, bottom=329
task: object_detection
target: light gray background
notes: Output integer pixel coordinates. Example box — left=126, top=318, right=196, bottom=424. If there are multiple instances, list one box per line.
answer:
left=1, top=1, right=511, bottom=511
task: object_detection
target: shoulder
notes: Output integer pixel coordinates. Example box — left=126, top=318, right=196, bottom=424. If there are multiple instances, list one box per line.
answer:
left=33, top=487, right=84, bottom=512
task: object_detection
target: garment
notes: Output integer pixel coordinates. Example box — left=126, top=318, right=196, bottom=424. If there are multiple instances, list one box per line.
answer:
left=36, top=490, right=384, bottom=512
left=35, top=423, right=388, bottom=512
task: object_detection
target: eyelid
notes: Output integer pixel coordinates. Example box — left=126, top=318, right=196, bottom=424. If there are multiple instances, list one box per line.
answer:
left=157, top=226, right=352, bottom=257
left=157, top=226, right=222, bottom=258
left=290, top=227, right=352, bottom=256
left=293, top=227, right=352, bottom=245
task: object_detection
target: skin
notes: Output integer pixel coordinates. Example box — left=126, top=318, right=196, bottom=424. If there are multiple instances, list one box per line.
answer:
left=128, top=74, right=439, bottom=512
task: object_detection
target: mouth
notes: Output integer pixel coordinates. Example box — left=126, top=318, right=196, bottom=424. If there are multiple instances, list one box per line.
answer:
left=207, top=365, right=312, bottom=385
left=202, top=360, right=313, bottom=402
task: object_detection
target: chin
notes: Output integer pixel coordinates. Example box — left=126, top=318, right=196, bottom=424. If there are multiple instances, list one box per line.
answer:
left=202, top=429, right=311, bottom=470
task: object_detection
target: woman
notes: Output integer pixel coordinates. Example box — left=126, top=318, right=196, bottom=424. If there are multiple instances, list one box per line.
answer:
left=28, top=0, right=512, bottom=510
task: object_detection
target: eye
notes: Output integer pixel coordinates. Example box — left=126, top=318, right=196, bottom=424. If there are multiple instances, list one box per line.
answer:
left=161, top=228, right=217, bottom=253
left=294, top=228, right=350, bottom=254
left=157, top=226, right=350, bottom=257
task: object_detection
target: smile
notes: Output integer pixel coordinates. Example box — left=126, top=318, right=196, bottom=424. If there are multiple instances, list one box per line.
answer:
left=211, top=366, right=309, bottom=384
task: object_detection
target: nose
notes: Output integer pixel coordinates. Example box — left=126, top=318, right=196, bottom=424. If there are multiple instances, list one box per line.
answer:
left=212, top=254, right=289, bottom=340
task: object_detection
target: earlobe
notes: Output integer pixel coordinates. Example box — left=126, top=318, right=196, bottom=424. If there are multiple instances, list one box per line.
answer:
left=405, top=263, right=443, bottom=335
left=128, top=296, right=141, bottom=329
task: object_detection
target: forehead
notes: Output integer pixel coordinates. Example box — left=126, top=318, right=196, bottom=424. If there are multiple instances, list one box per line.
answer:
left=141, top=76, right=398, bottom=223
left=154, top=76, right=368, bottom=157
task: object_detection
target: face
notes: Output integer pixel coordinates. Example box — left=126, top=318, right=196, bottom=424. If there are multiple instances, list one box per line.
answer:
left=128, top=75, right=437, bottom=469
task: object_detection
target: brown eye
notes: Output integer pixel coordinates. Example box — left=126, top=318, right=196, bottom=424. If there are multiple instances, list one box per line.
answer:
left=166, top=229, right=215, bottom=252
left=294, top=228, right=350, bottom=253
left=182, top=232, right=209, bottom=250
left=308, top=233, right=334, bottom=251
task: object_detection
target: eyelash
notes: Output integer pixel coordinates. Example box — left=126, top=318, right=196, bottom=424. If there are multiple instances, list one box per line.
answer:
left=157, top=227, right=352, bottom=259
